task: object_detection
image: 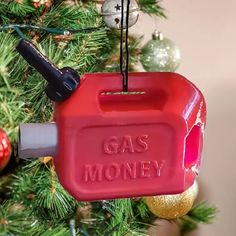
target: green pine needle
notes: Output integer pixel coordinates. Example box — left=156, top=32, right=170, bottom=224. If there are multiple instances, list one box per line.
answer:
left=0, top=91, right=31, bottom=141
left=179, top=202, right=217, bottom=235
left=8, top=1, right=36, bottom=17
left=138, top=0, right=167, bottom=17
left=9, top=171, right=36, bottom=204
left=9, top=161, right=76, bottom=221
left=102, top=199, right=149, bottom=236
left=44, top=3, right=100, bottom=29
left=188, top=202, right=217, bottom=223
left=0, top=201, right=38, bottom=236
left=34, top=168, right=76, bottom=220
left=136, top=201, right=151, bottom=220
left=0, top=32, right=17, bottom=89
left=39, top=225, right=71, bottom=236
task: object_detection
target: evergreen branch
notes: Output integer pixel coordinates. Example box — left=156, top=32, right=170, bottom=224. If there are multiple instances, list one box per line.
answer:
left=135, top=200, right=152, bottom=221
left=0, top=32, right=17, bottom=88
left=0, top=2, right=8, bottom=17
left=102, top=199, right=148, bottom=236
left=104, top=199, right=134, bottom=236
left=8, top=0, right=36, bottom=17
left=39, top=225, right=71, bottom=236
left=9, top=160, right=76, bottom=221
left=69, top=29, right=109, bottom=73
left=23, top=223, right=72, bottom=236
left=0, top=91, right=31, bottom=141
left=179, top=202, right=217, bottom=235
left=188, top=202, right=217, bottom=223
left=0, top=174, right=12, bottom=197
left=0, top=0, right=36, bottom=22
left=138, top=0, right=166, bottom=17
left=44, top=3, right=101, bottom=29
left=34, top=165, right=76, bottom=220
left=9, top=171, right=36, bottom=204
left=0, top=201, right=38, bottom=236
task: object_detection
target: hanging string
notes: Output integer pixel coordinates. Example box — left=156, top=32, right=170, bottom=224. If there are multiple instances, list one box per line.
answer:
left=120, top=0, right=130, bottom=92
left=120, top=0, right=125, bottom=86
left=125, top=0, right=130, bottom=92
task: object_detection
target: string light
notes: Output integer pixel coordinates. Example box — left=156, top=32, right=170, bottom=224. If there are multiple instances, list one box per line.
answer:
left=0, top=24, right=103, bottom=38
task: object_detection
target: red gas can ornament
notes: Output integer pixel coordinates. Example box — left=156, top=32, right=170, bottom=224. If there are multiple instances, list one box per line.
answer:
left=17, top=40, right=206, bottom=201
left=56, top=72, right=206, bottom=201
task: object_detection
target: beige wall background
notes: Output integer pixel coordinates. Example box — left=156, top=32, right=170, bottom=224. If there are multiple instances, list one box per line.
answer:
left=132, top=0, right=236, bottom=235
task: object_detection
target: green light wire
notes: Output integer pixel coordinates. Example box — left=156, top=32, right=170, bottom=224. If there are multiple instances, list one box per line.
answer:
left=14, top=27, right=27, bottom=39
left=0, top=24, right=103, bottom=37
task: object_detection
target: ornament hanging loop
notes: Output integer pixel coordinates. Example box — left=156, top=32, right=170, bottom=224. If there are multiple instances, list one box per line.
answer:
left=152, top=30, right=164, bottom=40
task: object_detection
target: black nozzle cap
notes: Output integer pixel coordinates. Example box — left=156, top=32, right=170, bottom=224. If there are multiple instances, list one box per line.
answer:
left=16, top=39, right=80, bottom=102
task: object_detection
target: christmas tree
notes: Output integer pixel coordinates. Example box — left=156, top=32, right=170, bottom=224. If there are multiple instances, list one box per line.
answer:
left=0, top=1, right=216, bottom=235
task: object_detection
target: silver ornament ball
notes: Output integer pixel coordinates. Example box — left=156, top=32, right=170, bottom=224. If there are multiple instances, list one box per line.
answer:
left=140, top=31, right=181, bottom=72
left=101, top=0, right=139, bottom=29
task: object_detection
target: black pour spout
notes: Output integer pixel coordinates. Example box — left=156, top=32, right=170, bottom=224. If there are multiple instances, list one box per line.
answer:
left=16, top=39, right=80, bottom=102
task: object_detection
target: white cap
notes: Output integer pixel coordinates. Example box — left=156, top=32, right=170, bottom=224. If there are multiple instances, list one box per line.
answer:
left=18, top=123, right=58, bottom=159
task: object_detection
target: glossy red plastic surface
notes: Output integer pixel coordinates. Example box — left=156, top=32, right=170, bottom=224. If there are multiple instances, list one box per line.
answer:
left=54, top=72, right=206, bottom=201
left=0, top=128, right=11, bottom=171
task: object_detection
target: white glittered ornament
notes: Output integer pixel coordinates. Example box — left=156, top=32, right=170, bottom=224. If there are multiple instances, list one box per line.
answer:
left=140, top=31, right=181, bottom=72
left=101, top=0, right=139, bottom=29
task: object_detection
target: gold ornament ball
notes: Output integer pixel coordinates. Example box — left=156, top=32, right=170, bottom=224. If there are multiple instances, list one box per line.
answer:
left=144, top=181, right=198, bottom=219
